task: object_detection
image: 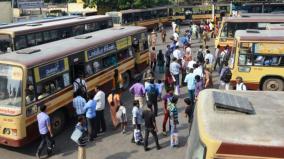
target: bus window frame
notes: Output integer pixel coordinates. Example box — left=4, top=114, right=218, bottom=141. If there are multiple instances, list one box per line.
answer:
left=15, top=35, right=28, bottom=50
left=26, top=69, right=36, bottom=106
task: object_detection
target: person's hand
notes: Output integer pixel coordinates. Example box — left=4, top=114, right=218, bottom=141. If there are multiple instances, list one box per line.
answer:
left=50, top=132, right=53, bottom=138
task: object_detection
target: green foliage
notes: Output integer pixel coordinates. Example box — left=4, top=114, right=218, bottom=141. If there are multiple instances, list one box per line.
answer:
left=83, top=0, right=171, bottom=10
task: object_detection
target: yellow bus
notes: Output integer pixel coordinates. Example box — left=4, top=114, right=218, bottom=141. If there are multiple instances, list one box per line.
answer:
left=215, top=15, right=284, bottom=48
left=0, top=26, right=149, bottom=147
left=230, top=29, right=284, bottom=91
left=186, top=89, right=284, bottom=159
left=0, top=15, right=113, bottom=53
left=106, top=6, right=170, bottom=30
left=182, top=4, right=230, bottom=24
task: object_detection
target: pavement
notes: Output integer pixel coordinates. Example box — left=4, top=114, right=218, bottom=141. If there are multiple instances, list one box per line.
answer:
left=0, top=26, right=220, bottom=159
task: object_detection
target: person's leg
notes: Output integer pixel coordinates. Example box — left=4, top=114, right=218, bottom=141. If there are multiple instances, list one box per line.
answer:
left=86, top=118, right=94, bottom=140
left=153, top=101, right=158, bottom=117
left=95, top=111, right=101, bottom=132
left=162, top=111, right=169, bottom=132
left=101, top=110, right=106, bottom=132
left=36, top=134, right=46, bottom=157
left=150, top=129, right=160, bottom=149
left=225, top=83, right=230, bottom=90
left=92, top=117, right=97, bottom=138
left=144, top=129, right=150, bottom=150
left=153, top=61, right=156, bottom=71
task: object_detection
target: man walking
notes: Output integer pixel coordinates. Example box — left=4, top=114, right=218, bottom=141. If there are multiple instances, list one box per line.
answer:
left=145, top=79, right=159, bottom=116
left=94, top=86, right=106, bottom=133
left=143, top=103, right=161, bottom=151
left=36, top=105, right=54, bottom=159
left=129, top=81, right=146, bottom=109
left=170, top=58, right=181, bottom=95
left=184, top=68, right=196, bottom=105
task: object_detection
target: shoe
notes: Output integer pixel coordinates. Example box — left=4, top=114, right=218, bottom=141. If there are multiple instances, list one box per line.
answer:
left=144, top=147, right=150, bottom=151
left=162, top=131, right=167, bottom=136
left=36, top=152, right=40, bottom=159
left=157, top=146, right=161, bottom=150
left=122, top=129, right=126, bottom=134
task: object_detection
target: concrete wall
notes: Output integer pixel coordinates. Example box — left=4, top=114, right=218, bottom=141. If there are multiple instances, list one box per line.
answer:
left=0, top=2, right=13, bottom=23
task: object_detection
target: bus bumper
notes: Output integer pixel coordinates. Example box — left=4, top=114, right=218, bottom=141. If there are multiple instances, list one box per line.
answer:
left=0, top=136, right=26, bottom=147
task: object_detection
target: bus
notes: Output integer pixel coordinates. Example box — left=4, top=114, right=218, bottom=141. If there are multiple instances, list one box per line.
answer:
left=182, top=4, right=230, bottom=24
left=230, top=29, right=284, bottom=91
left=0, top=26, right=149, bottom=147
left=215, top=15, right=284, bottom=48
left=0, top=16, right=78, bottom=30
left=0, top=15, right=113, bottom=53
left=186, top=89, right=284, bottom=159
left=233, top=2, right=284, bottom=13
left=266, top=23, right=284, bottom=30
left=106, top=6, right=170, bottom=30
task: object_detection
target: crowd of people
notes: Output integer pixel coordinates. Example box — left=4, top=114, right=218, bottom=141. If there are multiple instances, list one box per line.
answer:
left=35, top=21, right=248, bottom=159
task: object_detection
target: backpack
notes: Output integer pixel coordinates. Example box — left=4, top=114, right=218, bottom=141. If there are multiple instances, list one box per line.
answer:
left=147, top=85, right=158, bottom=102
left=221, top=68, right=232, bottom=83
left=197, top=50, right=204, bottom=63
left=74, top=79, right=87, bottom=98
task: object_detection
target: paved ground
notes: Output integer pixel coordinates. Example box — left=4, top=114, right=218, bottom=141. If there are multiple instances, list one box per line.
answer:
left=0, top=26, right=219, bottom=159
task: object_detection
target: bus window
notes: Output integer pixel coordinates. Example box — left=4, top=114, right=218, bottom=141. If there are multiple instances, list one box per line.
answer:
left=15, top=35, right=27, bottom=50
left=36, top=75, right=65, bottom=100
left=102, top=54, right=117, bottom=68
left=238, top=43, right=253, bottom=66
left=73, top=25, right=85, bottom=36
left=93, top=60, right=102, bottom=73
left=60, top=27, right=72, bottom=39
left=27, top=34, right=36, bottom=47
left=35, top=32, right=43, bottom=45
left=85, top=23, right=96, bottom=32
left=43, top=31, right=51, bottom=42
left=122, top=13, right=133, bottom=24
left=26, top=70, right=35, bottom=105
left=0, top=34, right=12, bottom=53
left=50, top=30, right=59, bottom=40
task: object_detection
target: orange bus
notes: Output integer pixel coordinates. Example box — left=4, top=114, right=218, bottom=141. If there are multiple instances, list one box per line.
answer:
left=0, top=26, right=149, bottom=147
left=0, top=15, right=113, bottom=53
left=230, top=29, right=284, bottom=91
left=215, top=15, right=284, bottom=48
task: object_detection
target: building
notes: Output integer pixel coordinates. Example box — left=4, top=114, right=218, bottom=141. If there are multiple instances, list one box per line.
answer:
left=0, top=1, right=13, bottom=24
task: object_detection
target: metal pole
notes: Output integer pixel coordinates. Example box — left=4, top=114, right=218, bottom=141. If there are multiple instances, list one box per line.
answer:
left=78, top=146, right=86, bottom=159
left=212, top=3, right=215, bottom=20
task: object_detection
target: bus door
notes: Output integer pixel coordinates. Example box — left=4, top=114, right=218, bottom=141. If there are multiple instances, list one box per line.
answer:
left=68, top=52, right=86, bottom=81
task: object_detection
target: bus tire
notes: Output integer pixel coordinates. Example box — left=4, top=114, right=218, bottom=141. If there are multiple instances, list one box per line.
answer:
left=262, top=78, right=284, bottom=91
left=122, top=71, right=131, bottom=90
left=51, top=110, right=66, bottom=135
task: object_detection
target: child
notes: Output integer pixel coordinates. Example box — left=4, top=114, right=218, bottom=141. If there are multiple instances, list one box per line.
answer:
left=131, top=100, right=143, bottom=144
left=116, top=103, right=127, bottom=134
left=168, top=95, right=179, bottom=147
left=157, top=50, right=165, bottom=73
left=184, top=98, right=194, bottom=134
left=155, top=80, right=164, bottom=101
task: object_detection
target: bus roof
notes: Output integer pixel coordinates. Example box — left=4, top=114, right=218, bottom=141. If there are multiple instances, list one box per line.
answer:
left=198, top=89, right=284, bottom=147
left=266, top=23, right=284, bottom=30
left=222, top=15, right=284, bottom=23
left=0, top=15, right=111, bottom=35
left=116, top=6, right=171, bottom=14
left=0, top=16, right=78, bottom=29
left=0, top=26, right=146, bottom=68
left=235, top=30, right=284, bottom=41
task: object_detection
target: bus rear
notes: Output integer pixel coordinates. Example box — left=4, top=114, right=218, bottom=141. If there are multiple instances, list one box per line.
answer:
left=0, top=63, right=26, bottom=147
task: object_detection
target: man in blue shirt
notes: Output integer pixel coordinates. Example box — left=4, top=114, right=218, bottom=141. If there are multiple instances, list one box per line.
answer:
left=145, top=79, right=159, bottom=116
left=36, top=104, right=54, bottom=158
left=84, top=92, right=97, bottom=141
left=184, top=68, right=196, bottom=105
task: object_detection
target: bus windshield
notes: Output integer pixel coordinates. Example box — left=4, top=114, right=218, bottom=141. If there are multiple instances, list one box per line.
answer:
left=0, top=34, right=12, bottom=53
left=0, top=64, right=22, bottom=115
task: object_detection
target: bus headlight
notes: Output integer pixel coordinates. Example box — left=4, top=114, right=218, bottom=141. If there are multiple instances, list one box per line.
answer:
left=3, top=128, right=11, bottom=135
left=3, top=128, right=17, bottom=136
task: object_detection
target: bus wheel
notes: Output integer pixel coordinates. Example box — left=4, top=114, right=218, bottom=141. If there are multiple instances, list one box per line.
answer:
left=262, top=78, right=284, bottom=91
left=51, top=110, right=66, bottom=135
left=122, top=72, right=131, bottom=90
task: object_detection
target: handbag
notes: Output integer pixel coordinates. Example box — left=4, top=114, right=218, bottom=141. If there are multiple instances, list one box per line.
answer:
left=71, top=127, right=84, bottom=145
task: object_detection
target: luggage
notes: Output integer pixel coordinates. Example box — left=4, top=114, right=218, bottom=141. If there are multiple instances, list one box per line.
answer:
left=170, top=132, right=179, bottom=147
left=134, top=129, right=143, bottom=143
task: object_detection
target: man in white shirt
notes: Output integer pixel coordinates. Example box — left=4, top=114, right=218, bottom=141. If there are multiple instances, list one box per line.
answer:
left=73, top=74, right=87, bottom=99
left=187, top=59, right=196, bottom=69
left=204, top=50, right=214, bottom=64
left=172, top=22, right=177, bottom=33
left=173, top=46, right=183, bottom=61
left=236, top=76, right=247, bottom=91
left=193, top=63, right=204, bottom=78
left=93, top=86, right=106, bottom=133
left=173, top=32, right=179, bottom=42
